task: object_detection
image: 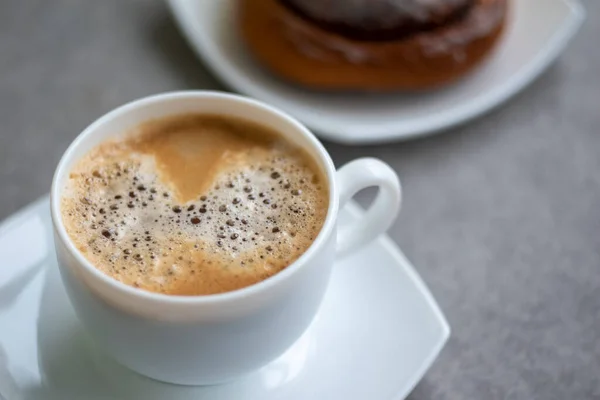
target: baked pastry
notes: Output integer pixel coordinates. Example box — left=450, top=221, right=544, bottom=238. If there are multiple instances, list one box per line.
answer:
left=238, top=0, right=508, bottom=90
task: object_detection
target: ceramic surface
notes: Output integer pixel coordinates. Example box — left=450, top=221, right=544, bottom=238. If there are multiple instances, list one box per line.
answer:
left=167, top=0, right=584, bottom=144
left=0, top=198, right=449, bottom=399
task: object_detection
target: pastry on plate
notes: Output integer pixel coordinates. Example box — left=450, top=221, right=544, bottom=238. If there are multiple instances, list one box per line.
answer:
left=239, top=0, right=509, bottom=91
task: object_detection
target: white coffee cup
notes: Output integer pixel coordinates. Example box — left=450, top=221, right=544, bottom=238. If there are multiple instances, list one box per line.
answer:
left=50, top=91, right=401, bottom=385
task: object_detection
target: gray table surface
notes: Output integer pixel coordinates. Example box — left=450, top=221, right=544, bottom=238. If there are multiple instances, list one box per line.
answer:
left=1, top=0, right=599, bottom=399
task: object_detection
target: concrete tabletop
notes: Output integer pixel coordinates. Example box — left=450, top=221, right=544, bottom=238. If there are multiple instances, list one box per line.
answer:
left=1, top=0, right=599, bottom=398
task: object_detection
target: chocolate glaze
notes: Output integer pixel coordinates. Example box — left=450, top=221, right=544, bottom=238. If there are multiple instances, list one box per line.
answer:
left=281, top=0, right=475, bottom=41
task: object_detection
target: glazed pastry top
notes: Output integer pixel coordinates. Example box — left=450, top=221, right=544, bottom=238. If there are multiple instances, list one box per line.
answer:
left=281, top=0, right=475, bottom=40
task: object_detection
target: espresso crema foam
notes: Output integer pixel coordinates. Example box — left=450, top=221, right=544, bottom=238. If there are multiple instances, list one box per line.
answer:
left=61, top=114, right=328, bottom=295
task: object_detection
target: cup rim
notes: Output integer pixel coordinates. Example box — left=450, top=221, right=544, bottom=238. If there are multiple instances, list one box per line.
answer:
left=50, top=91, right=339, bottom=306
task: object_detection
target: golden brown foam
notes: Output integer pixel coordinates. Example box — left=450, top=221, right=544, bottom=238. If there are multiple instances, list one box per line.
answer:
left=61, top=114, right=328, bottom=295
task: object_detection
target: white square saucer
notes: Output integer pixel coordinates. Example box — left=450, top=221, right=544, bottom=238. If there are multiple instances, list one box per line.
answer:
left=0, top=197, right=449, bottom=400
left=167, top=0, right=584, bottom=144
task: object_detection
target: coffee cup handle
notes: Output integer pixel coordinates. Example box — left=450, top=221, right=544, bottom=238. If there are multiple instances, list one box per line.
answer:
left=335, top=158, right=402, bottom=258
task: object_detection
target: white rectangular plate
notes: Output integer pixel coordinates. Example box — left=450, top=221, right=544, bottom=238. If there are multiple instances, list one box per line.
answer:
left=0, top=197, right=449, bottom=399
left=168, top=0, right=584, bottom=144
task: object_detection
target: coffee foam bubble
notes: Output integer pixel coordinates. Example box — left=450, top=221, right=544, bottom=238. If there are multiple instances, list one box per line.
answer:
left=61, top=116, right=328, bottom=295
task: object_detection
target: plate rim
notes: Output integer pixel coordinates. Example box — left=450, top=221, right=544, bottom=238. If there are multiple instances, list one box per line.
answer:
left=0, top=196, right=449, bottom=399
left=167, top=0, right=585, bottom=144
